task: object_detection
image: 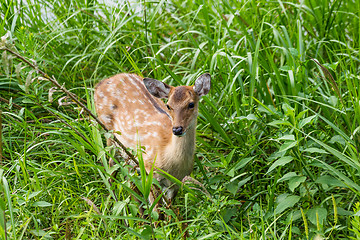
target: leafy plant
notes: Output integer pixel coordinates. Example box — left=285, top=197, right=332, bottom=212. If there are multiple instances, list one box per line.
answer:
left=1, top=0, right=359, bottom=238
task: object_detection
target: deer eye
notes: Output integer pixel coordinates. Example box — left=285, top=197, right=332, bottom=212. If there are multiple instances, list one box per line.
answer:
left=166, top=104, right=171, bottom=110
left=188, top=102, right=195, bottom=109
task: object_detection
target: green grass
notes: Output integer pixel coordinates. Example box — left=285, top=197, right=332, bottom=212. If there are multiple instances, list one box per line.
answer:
left=1, top=0, right=360, bottom=239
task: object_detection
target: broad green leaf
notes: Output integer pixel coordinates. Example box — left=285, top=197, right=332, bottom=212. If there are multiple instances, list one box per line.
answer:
left=28, top=191, right=42, bottom=200
left=296, top=109, right=309, bottom=121
left=298, top=115, right=316, bottom=129
left=266, top=156, right=293, bottom=174
left=307, top=207, right=327, bottom=226
left=288, top=176, right=306, bottom=192
left=238, top=176, right=251, bottom=188
left=278, top=172, right=297, bottom=182
left=224, top=149, right=236, bottom=170
left=226, top=175, right=250, bottom=195
left=226, top=181, right=238, bottom=195
left=278, top=135, right=295, bottom=141
left=268, top=120, right=292, bottom=127
left=275, top=195, right=300, bottom=214
left=141, top=225, right=153, bottom=239
left=232, top=157, right=255, bottom=172
left=315, top=175, right=346, bottom=188
left=222, top=207, right=237, bottom=223
left=337, top=207, right=353, bottom=216
left=113, top=200, right=128, bottom=216
left=22, top=98, right=34, bottom=104
left=227, top=167, right=235, bottom=178
left=282, top=103, right=294, bottom=116
left=328, top=135, right=346, bottom=145
left=279, top=141, right=297, bottom=152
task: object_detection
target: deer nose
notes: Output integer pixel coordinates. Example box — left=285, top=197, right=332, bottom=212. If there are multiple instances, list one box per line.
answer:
left=172, top=126, right=184, bottom=136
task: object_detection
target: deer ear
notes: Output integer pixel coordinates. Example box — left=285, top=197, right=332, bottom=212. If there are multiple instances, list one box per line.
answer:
left=193, top=73, right=211, bottom=97
left=143, top=78, right=171, bottom=99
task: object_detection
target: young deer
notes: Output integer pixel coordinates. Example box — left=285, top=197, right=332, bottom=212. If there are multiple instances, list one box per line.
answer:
left=94, top=73, right=211, bottom=203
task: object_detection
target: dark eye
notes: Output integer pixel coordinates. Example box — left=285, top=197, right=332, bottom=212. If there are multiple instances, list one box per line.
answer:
left=188, top=102, right=195, bottom=109
left=166, top=104, right=171, bottom=110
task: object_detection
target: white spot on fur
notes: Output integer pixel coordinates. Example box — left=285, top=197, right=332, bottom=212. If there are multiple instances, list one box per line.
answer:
left=144, top=112, right=151, bottom=118
left=101, top=115, right=112, bottom=124
left=134, top=109, right=142, bottom=115
left=130, top=75, right=141, bottom=83
left=147, top=149, right=154, bottom=157
left=117, top=77, right=124, bottom=83
left=143, top=121, right=161, bottom=126
left=134, top=83, right=141, bottom=90
left=115, top=95, right=123, bottom=101
left=103, top=96, right=108, bottom=105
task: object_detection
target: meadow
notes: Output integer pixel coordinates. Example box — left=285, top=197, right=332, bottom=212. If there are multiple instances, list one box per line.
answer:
left=1, top=0, right=360, bottom=239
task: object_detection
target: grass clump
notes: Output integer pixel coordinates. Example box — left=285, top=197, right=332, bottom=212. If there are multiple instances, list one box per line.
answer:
left=1, top=0, right=360, bottom=239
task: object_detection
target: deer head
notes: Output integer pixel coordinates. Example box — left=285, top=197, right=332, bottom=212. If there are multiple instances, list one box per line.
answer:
left=143, top=73, right=211, bottom=137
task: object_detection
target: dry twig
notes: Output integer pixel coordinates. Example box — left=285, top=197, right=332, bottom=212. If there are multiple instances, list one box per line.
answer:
left=1, top=46, right=139, bottom=166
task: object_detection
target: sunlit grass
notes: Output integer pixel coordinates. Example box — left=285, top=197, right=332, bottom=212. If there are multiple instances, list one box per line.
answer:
left=1, top=0, right=360, bottom=238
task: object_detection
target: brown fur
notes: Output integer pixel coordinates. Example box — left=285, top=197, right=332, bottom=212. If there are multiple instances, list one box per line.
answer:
left=94, top=73, right=209, bottom=203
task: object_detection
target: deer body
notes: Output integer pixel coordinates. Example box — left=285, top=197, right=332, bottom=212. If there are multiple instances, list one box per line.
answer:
left=94, top=73, right=210, bottom=201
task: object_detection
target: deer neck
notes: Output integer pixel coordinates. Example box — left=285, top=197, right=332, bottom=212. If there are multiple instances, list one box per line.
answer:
left=163, top=118, right=197, bottom=176
left=170, top=120, right=196, bottom=156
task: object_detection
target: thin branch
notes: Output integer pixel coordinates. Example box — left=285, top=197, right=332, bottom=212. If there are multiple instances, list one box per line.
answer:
left=1, top=47, right=139, bottom=166
left=0, top=96, right=22, bottom=109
